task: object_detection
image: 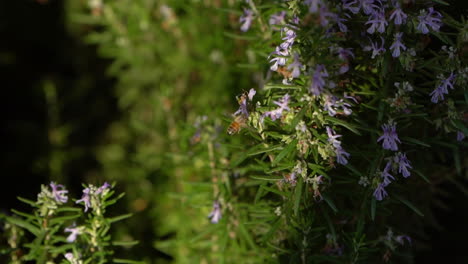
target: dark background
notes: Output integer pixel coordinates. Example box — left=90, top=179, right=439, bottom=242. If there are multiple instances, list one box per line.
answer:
left=0, top=0, right=467, bottom=263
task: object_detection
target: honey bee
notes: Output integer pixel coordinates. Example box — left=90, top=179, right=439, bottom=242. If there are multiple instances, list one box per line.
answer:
left=227, top=114, right=247, bottom=135
left=276, top=66, right=293, bottom=79
left=236, top=91, right=249, bottom=105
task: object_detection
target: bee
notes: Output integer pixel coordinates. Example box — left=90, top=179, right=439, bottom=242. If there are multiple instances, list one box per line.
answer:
left=276, top=66, right=293, bottom=79
left=236, top=91, right=249, bottom=105
left=227, top=114, right=247, bottom=135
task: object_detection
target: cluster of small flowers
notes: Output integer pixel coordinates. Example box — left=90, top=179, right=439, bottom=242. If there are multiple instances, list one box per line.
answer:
left=283, top=161, right=308, bottom=186
left=342, top=1, right=443, bottom=59
left=261, top=93, right=291, bottom=122
left=268, top=13, right=302, bottom=85
left=306, top=174, right=324, bottom=200
left=373, top=152, right=412, bottom=201
left=387, top=81, right=413, bottom=112
left=75, top=182, right=111, bottom=214
left=382, top=228, right=412, bottom=249
left=36, top=182, right=69, bottom=216
left=374, top=119, right=413, bottom=200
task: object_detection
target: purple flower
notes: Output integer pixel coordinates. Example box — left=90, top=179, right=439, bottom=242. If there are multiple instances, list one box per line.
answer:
left=417, top=7, right=443, bottom=34
left=457, top=131, right=465, bottom=141
left=382, top=160, right=395, bottom=186
left=269, top=47, right=289, bottom=71
left=430, top=72, right=456, bottom=103
left=366, top=7, right=388, bottom=34
left=240, top=9, right=254, bottom=32
left=395, top=152, right=412, bottom=177
left=234, top=95, right=249, bottom=116
left=342, top=0, right=359, bottom=14
left=280, top=27, right=296, bottom=50
left=326, top=126, right=342, bottom=148
left=269, top=11, right=286, bottom=26
left=395, top=235, right=412, bottom=246
left=208, top=201, right=222, bottom=223
left=287, top=53, right=302, bottom=78
left=335, top=14, right=349, bottom=33
left=336, top=147, right=350, bottom=165
left=390, top=32, right=406, bottom=58
left=262, top=94, right=291, bottom=121
left=65, top=226, right=81, bottom=243
left=76, top=188, right=91, bottom=212
left=323, top=94, right=353, bottom=116
left=361, top=0, right=378, bottom=15
left=363, top=37, right=386, bottom=59
left=96, top=182, right=111, bottom=194
left=50, top=182, right=68, bottom=203
left=326, top=127, right=350, bottom=165
left=310, top=64, right=329, bottom=95
left=389, top=7, right=407, bottom=25
left=377, top=122, right=401, bottom=151
left=342, top=0, right=377, bottom=15
left=248, top=88, right=256, bottom=101
left=373, top=183, right=388, bottom=201
left=337, top=47, right=354, bottom=61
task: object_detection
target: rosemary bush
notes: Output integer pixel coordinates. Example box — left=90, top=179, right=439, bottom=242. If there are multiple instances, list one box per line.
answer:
left=2, top=0, right=468, bottom=263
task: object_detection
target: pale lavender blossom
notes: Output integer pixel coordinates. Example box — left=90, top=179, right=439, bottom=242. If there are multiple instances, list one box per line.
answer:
left=326, top=127, right=350, bottom=165
left=76, top=188, right=91, bottom=212
left=363, top=37, right=386, bottom=58
left=290, top=15, right=300, bottom=26
left=234, top=88, right=257, bottom=117
left=390, top=32, right=406, bottom=58
left=389, top=7, right=407, bottom=25
left=269, top=11, right=286, bottom=25
left=336, top=147, right=350, bottom=165
left=377, top=122, right=401, bottom=151
left=65, top=226, right=82, bottom=243
left=208, top=201, right=222, bottom=223
left=280, top=27, right=296, bottom=50
left=417, top=7, right=443, bottom=34
left=366, top=7, right=388, bottom=34
left=287, top=53, right=302, bottom=78
left=96, top=182, right=111, bottom=194
left=430, top=72, right=456, bottom=103
left=335, top=14, right=349, bottom=33
left=361, top=0, right=378, bottom=15
left=234, top=95, right=249, bottom=116
left=457, top=131, right=465, bottom=141
left=262, top=94, right=291, bottom=121
left=50, top=182, right=68, bottom=203
left=310, top=64, right=329, bottom=95
left=248, top=88, right=256, bottom=101
left=326, top=126, right=342, bottom=148
left=373, top=183, right=388, bottom=201
left=395, top=152, right=412, bottom=177
left=342, top=0, right=360, bottom=14
left=323, top=94, right=353, bottom=116
left=240, top=9, right=254, bottom=32
left=269, top=47, right=289, bottom=71
left=382, top=160, right=395, bottom=186
left=342, top=0, right=377, bottom=15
